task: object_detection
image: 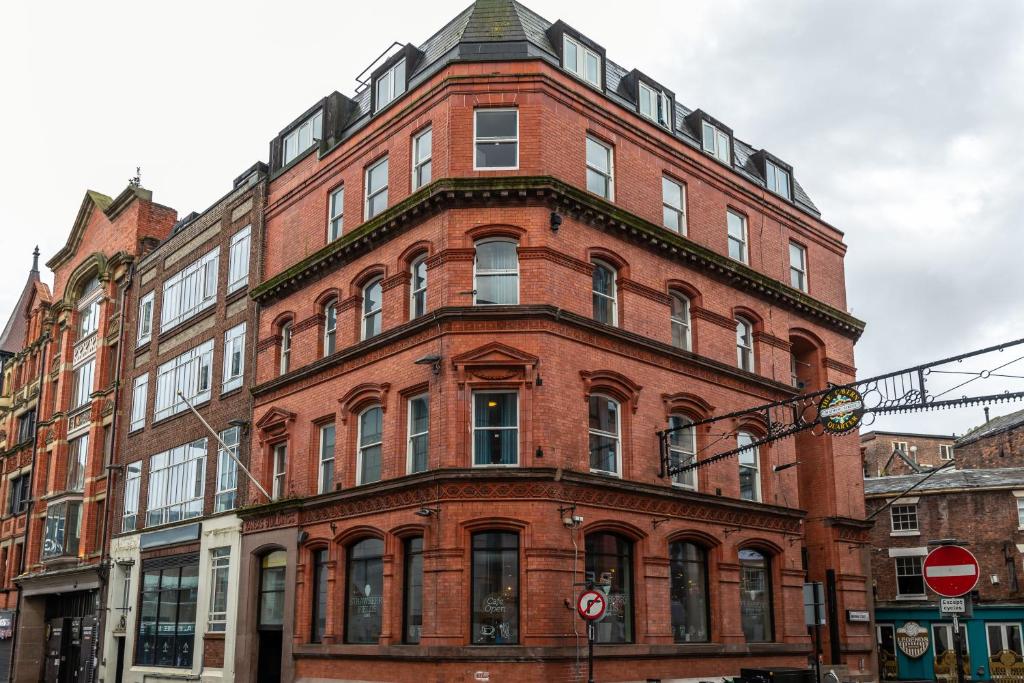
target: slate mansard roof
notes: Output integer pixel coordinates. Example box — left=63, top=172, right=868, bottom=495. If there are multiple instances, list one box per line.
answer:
left=277, top=0, right=821, bottom=217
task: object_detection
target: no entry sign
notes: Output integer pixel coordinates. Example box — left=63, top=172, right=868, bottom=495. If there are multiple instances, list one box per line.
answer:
left=923, top=545, right=980, bottom=597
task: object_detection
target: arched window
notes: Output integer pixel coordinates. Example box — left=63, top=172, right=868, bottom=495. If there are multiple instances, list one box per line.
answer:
left=362, top=279, right=383, bottom=340
left=259, top=550, right=287, bottom=628
left=471, top=531, right=519, bottom=644
left=737, top=431, right=761, bottom=502
left=588, top=394, right=620, bottom=475
left=345, top=538, right=385, bottom=644
left=670, top=293, right=691, bottom=351
left=739, top=549, right=773, bottom=642
left=403, top=537, right=424, bottom=644
left=669, top=541, right=709, bottom=642
left=357, top=406, right=383, bottom=485
left=474, top=239, right=518, bottom=305
left=77, top=274, right=102, bottom=340
left=585, top=533, right=633, bottom=643
left=736, top=317, right=754, bottom=371
left=311, top=548, right=329, bottom=642
left=323, top=300, right=337, bottom=356
left=279, top=323, right=292, bottom=375
left=668, top=415, right=696, bottom=489
left=410, top=257, right=427, bottom=319
left=591, top=261, right=617, bottom=325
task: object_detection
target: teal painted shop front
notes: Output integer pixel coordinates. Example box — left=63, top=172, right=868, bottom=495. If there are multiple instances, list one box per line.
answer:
left=876, top=605, right=1024, bottom=681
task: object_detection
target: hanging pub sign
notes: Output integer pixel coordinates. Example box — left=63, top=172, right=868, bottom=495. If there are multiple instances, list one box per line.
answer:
left=818, top=386, right=864, bottom=434
left=895, top=621, right=930, bottom=659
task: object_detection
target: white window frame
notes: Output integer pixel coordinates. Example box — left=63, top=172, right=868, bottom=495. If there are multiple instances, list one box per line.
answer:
left=71, top=358, right=96, bottom=410
left=892, top=440, right=909, bottom=455
left=736, top=317, right=754, bottom=372
left=66, top=433, right=88, bottom=492
left=227, top=225, right=251, bottom=294
left=765, top=160, right=791, bottom=199
left=323, top=301, right=337, bottom=356
left=77, top=290, right=102, bottom=341
left=670, top=293, right=691, bottom=351
left=279, top=324, right=292, bottom=375
left=727, top=210, right=748, bottom=263
left=986, top=622, right=1024, bottom=659
left=318, top=423, right=335, bottom=494
left=328, top=185, right=344, bottom=241
left=894, top=556, right=926, bottom=598
left=153, top=339, right=214, bottom=421
left=407, top=394, right=429, bottom=475
left=146, top=438, right=207, bottom=527
left=208, top=547, right=231, bottom=632
left=161, top=247, right=219, bottom=330
left=362, top=278, right=383, bottom=341
left=701, top=121, right=731, bottom=164
left=137, top=291, right=154, bottom=346
left=1016, top=497, right=1024, bottom=530
left=471, top=390, right=519, bottom=467
left=222, top=322, right=246, bottom=394
left=375, top=60, right=406, bottom=111
left=356, top=406, right=383, bottom=485
left=122, top=462, right=142, bottom=532
left=789, top=241, right=808, bottom=292
left=737, top=431, right=761, bottom=502
left=662, top=176, right=686, bottom=234
left=364, top=157, right=389, bottom=220
left=410, top=257, right=427, bottom=319
left=939, top=444, right=954, bottom=461
left=585, top=136, right=614, bottom=200
left=588, top=394, right=621, bottom=477
left=130, top=374, right=148, bottom=432
left=591, top=260, right=618, bottom=326
left=412, top=127, right=432, bottom=190
left=272, top=443, right=287, bottom=500
left=890, top=503, right=919, bottom=535
left=283, top=110, right=323, bottom=166
left=638, top=82, right=670, bottom=127
left=473, top=239, right=519, bottom=306
left=473, top=108, right=519, bottom=171
left=668, top=414, right=697, bottom=490
left=215, top=426, right=239, bottom=512
left=562, top=34, right=601, bottom=87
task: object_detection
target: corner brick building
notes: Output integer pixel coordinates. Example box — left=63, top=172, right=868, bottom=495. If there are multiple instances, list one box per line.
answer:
left=861, top=431, right=956, bottom=479
left=100, top=165, right=267, bottom=683
left=233, top=2, right=870, bottom=682
left=865, top=410, right=1024, bottom=681
left=6, top=186, right=178, bottom=683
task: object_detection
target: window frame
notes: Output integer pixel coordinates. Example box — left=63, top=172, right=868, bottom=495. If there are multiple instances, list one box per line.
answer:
left=727, top=210, right=748, bottom=263
left=227, top=225, right=252, bottom=294
left=471, top=390, right=520, bottom=467
left=356, top=405, right=384, bottom=486
left=361, top=278, right=384, bottom=341
left=638, top=81, right=670, bottom=127
left=318, top=423, right=336, bottom=495
left=585, top=135, right=614, bottom=200
left=662, top=176, right=687, bottom=234
left=473, top=108, right=519, bottom=171
left=323, top=300, right=338, bottom=356
left=146, top=438, right=207, bottom=527
left=737, top=431, right=761, bottom=502
left=344, top=538, right=386, bottom=644
left=591, top=260, right=618, bottom=326
left=738, top=548, right=774, bottom=642
left=137, top=291, right=155, bottom=346
left=473, top=238, right=519, bottom=306
left=122, top=462, right=141, bottom=531
left=412, top=126, right=433, bottom=190
left=222, top=322, right=246, bottom=394
left=410, top=257, right=428, bottom=319
left=470, top=531, right=520, bottom=645
left=271, top=443, right=287, bottom=500
left=364, top=157, right=390, bottom=220
left=669, top=541, right=710, bottom=643
left=311, top=548, right=329, bottom=643
left=736, top=317, right=754, bottom=372
left=668, top=414, right=697, bottom=490
left=789, top=241, right=808, bottom=292
left=940, top=444, right=954, bottom=461
left=701, top=120, right=731, bottom=164
left=374, top=60, right=406, bottom=112
left=153, top=339, right=214, bottom=421
left=986, top=622, right=1024, bottom=660
left=215, top=427, right=239, bottom=512
left=279, top=323, right=292, bottom=376
left=670, top=292, right=692, bottom=351
left=130, top=373, right=149, bottom=432
left=160, top=247, right=219, bottom=331
left=588, top=393, right=622, bottom=477
left=765, top=159, right=791, bottom=199
left=890, top=503, right=919, bottom=534
left=208, top=547, right=231, bottom=633
left=66, top=433, right=88, bottom=492
left=562, top=34, right=601, bottom=87
left=282, top=110, right=323, bottom=166
left=328, top=185, right=344, bottom=241
left=407, top=394, right=429, bottom=475
left=403, top=537, right=424, bottom=644
left=894, top=555, right=926, bottom=598
left=585, top=532, right=634, bottom=643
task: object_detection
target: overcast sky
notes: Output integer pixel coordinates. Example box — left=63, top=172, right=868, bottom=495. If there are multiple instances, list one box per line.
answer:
left=2, top=0, right=1023, bottom=437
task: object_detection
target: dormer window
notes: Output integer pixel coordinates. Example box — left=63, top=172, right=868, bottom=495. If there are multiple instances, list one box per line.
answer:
left=638, top=82, right=670, bottom=127
left=563, top=35, right=600, bottom=87
left=701, top=121, right=730, bottom=164
left=375, top=60, right=406, bottom=111
left=283, top=111, right=323, bottom=166
left=765, top=159, right=791, bottom=199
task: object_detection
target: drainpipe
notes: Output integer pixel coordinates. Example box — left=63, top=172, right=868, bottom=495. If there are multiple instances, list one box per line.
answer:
left=9, top=322, right=51, bottom=681
left=95, top=262, right=134, bottom=678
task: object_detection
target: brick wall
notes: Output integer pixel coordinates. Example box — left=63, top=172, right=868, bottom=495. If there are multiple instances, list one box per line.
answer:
left=861, top=432, right=955, bottom=478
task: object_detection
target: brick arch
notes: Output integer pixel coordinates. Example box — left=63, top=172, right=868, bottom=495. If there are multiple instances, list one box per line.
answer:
left=314, top=287, right=341, bottom=308
left=736, top=537, right=784, bottom=558
left=465, top=224, right=527, bottom=244
left=398, top=240, right=434, bottom=270
left=462, top=517, right=529, bottom=535
left=271, top=310, right=296, bottom=333
left=339, top=382, right=391, bottom=422
left=587, top=247, right=629, bottom=278
left=63, top=252, right=109, bottom=304
left=582, top=519, right=647, bottom=542
left=580, top=369, right=642, bottom=413
left=732, top=305, right=763, bottom=330
left=661, top=392, right=714, bottom=420
left=334, top=524, right=386, bottom=546
left=349, top=264, right=387, bottom=295
left=666, top=529, right=721, bottom=549
left=788, top=326, right=826, bottom=351
left=666, top=279, right=702, bottom=309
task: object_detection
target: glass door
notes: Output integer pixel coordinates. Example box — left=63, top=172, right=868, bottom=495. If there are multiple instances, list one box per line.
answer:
left=932, top=622, right=970, bottom=682
left=877, top=624, right=898, bottom=680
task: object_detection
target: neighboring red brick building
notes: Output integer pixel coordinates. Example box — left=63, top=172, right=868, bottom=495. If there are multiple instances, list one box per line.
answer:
left=861, top=431, right=956, bottom=479
left=235, top=2, right=869, bottom=683
left=7, top=185, right=177, bottom=683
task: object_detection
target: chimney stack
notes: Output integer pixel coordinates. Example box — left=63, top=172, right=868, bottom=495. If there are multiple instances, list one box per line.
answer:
left=984, top=406, right=991, bottom=423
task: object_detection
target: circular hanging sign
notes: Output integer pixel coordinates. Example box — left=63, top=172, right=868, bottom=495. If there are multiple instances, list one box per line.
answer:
left=924, top=545, right=980, bottom=598
left=818, top=386, right=864, bottom=434
left=576, top=590, right=607, bottom=621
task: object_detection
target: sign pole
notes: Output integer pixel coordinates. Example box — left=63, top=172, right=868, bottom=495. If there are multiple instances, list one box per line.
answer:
left=813, top=603, right=823, bottom=683
left=587, top=622, right=595, bottom=683
left=952, top=613, right=965, bottom=683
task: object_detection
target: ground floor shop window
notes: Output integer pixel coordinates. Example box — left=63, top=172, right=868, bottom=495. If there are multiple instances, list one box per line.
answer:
left=136, top=559, right=199, bottom=667
left=403, top=537, right=424, bottom=644
left=877, top=624, right=898, bottom=680
left=585, top=532, right=633, bottom=643
left=669, top=541, right=708, bottom=642
left=471, top=531, right=519, bottom=644
left=346, top=538, right=384, bottom=643
left=932, top=622, right=970, bottom=681
left=739, top=548, right=773, bottom=642
left=311, top=549, right=328, bottom=642
left=988, top=622, right=1024, bottom=680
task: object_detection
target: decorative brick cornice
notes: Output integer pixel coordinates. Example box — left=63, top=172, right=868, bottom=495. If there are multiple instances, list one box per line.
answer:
left=691, top=306, right=736, bottom=330
left=250, top=176, right=865, bottom=340
left=619, top=278, right=671, bottom=306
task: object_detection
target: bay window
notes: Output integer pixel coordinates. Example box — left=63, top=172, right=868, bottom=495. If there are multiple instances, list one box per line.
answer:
left=146, top=438, right=206, bottom=526
left=42, top=501, right=82, bottom=559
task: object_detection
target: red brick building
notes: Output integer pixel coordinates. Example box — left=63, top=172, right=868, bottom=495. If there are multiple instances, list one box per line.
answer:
left=6, top=185, right=177, bottom=683
left=233, top=2, right=870, bottom=682
left=861, top=431, right=956, bottom=479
